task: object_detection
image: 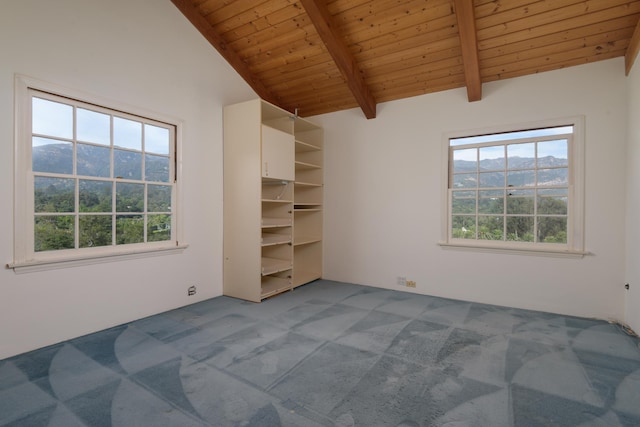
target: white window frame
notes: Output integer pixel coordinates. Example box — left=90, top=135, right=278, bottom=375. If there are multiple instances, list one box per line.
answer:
left=10, top=75, right=186, bottom=273
left=439, top=116, right=587, bottom=258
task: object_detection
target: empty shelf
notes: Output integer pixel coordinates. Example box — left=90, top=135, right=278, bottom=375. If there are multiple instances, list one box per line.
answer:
left=262, top=217, right=292, bottom=228
left=261, top=257, right=292, bottom=276
left=262, top=233, right=292, bottom=246
left=294, top=235, right=321, bottom=246
left=261, top=276, right=292, bottom=299
left=295, top=160, right=321, bottom=169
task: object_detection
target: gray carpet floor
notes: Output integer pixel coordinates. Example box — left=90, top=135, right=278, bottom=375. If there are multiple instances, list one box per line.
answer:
left=1, top=280, right=640, bottom=426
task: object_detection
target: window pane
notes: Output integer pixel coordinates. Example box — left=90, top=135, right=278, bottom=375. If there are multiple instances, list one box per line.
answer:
left=479, top=190, right=503, bottom=214
left=506, top=190, right=534, bottom=215
left=453, top=148, right=477, bottom=173
left=538, top=217, right=567, bottom=243
left=77, top=108, right=110, bottom=145
left=80, top=180, right=112, bottom=212
left=507, top=170, right=535, bottom=187
left=450, top=126, right=573, bottom=146
left=538, top=140, right=568, bottom=167
left=148, top=184, right=172, bottom=212
left=34, top=177, right=75, bottom=213
left=116, top=183, right=144, bottom=212
left=452, top=191, right=476, bottom=214
left=506, top=217, right=534, bottom=242
left=32, top=137, right=72, bottom=174
left=479, top=145, right=505, bottom=170
left=35, top=215, right=74, bottom=251
left=79, top=215, right=112, bottom=248
left=116, top=215, right=144, bottom=244
left=114, top=149, right=142, bottom=180
left=145, top=124, right=170, bottom=154
left=478, top=216, right=503, bottom=240
left=148, top=214, right=171, bottom=242
left=538, top=189, right=568, bottom=215
left=479, top=171, right=504, bottom=188
left=448, top=124, right=576, bottom=249
left=114, top=117, right=142, bottom=150
left=32, top=97, right=73, bottom=139
left=538, top=168, right=568, bottom=186
left=452, top=216, right=475, bottom=239
left=77, top=143, right=111, bottom=177
left=453, top=173, right=477, bottom=188
left=507, top=143, right=535, bottom=169
left=145, top=154, right=170, bottom=183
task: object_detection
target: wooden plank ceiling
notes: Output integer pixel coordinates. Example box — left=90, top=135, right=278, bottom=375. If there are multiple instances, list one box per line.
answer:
left=172, top=0, right=640, bottom=119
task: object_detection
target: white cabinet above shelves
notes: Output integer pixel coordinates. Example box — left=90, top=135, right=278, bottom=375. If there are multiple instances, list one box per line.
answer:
left=262, top=125, right=294, bottom=181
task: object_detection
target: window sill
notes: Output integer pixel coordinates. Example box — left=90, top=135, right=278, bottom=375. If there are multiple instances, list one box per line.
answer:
left=7, top=244, right=189, bottom=274
left=438, top=241, right=590, bottom=258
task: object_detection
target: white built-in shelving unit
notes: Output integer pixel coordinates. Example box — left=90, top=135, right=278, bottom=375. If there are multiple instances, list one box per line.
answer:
left=223, top=99, right=323, bottom=302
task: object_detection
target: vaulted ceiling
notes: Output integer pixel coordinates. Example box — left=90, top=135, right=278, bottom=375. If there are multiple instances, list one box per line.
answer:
left=171, top=0, right=640, bottom=119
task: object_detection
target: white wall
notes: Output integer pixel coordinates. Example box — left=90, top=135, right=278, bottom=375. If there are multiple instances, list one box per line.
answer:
left=0, top=1, right=633, bottom=360
left=320, top=58, right=628, bottom=321
left=0, top=0, right=255, bottom=359
left=626, top=60, right=640, bottom=333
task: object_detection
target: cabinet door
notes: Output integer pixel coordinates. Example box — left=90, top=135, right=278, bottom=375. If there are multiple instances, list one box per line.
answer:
left=262, top=125, right=294, bottom=181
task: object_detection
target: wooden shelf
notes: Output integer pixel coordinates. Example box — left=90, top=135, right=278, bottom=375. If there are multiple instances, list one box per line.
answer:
left=262, top=217, right=292, bottom=228
left=294, top=235, right=321, bottom=246
left=261, top=257, right=292, bottom=276
left=294, top=181, right=322, bottom=187
left=261, top=276, right=292, bottom=299
left=262, top=233, right=292, bottom=246
left=262, top=198, right=292, bottom=203
left=295, top=208, right=322, bottom=212
left=294, top=203, right=322, bottom=208
left=295, top=140, right=321, bottom=152
left=295, top=160, right=321, bottom=169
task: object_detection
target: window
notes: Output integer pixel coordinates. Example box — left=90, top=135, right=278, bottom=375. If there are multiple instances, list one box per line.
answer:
left=12, top=76, right=184, bottom=271
left=441, top=118, right=585, bottom=256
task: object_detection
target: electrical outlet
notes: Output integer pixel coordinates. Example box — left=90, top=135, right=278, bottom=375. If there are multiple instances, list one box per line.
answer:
left=188, top=285, right=196, bottom=296
left=406, top=280, right=416, bottom=288
left=397, top=276, right=406, bottom=287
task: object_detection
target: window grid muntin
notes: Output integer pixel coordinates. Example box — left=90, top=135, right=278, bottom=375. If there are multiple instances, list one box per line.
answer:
left=30, top=90, right=175, bottom=253
left=449, top=130, right=572, bottom=246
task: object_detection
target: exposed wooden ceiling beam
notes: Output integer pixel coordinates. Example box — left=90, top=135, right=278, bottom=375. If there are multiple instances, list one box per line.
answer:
left=626, top=17, right=640, bottom=75
left=299, top=0, right=377, bottom=119
left=454, top=0, right=482, bottom=102
left=170, top=0, right=281, bottom=107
